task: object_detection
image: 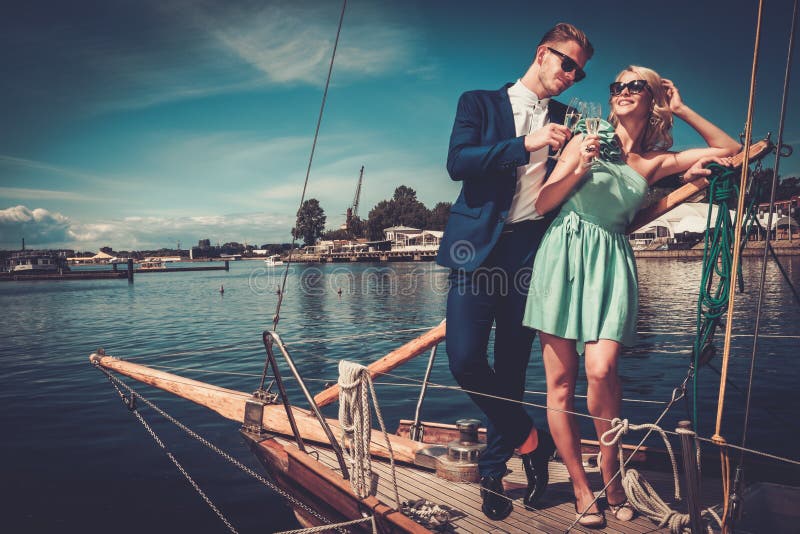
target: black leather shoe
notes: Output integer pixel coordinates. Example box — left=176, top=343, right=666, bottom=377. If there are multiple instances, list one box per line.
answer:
left=521, top=429, right=556, bottom=508
left=480, top=475, right=513, bottom=520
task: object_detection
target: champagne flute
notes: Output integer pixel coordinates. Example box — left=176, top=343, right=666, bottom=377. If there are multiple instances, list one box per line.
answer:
left=584, top=102, right=601, bottom=136
left=583, top=102, right=602, bottom=162
left=550, top=97, right=584, bottom=159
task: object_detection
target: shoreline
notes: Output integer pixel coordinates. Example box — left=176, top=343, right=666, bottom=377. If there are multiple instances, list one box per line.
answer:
left=633, top=240, right=800, bottom=259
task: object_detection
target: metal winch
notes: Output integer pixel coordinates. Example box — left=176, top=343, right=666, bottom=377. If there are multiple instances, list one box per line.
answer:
left=434, top=419, right=486, bottom=482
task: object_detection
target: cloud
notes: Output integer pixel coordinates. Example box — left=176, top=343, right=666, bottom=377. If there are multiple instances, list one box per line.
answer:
left=199, top=2, right=421, bottom=86
left=0, top=205, right=294, bottom=250
left=0, top=188, right=98, bottom=202
left=85, top=2, right=429, bottom=114
left=0, top=154, right=108, bottom=185
left=0, top=206, right=73, bottom=247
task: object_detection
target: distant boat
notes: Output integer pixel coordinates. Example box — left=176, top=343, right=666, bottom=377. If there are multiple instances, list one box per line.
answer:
left=9, top=251, right=68, bottom=273
left=264, top=254, right=284, bottom=266
left=138, top=259, right=165, bottom=270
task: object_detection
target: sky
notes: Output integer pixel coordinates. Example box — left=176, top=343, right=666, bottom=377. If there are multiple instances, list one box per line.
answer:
left=1, top=0, right=798, bottom=251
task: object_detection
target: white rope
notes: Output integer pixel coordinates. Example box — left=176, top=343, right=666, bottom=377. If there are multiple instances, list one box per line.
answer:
left=273, top=515, right=376, bottom=534
left=600, top=418, right=720, bottom=534
left=337, top=360, right=400, bottom=508
left=400, top=499, right=452, bottom=530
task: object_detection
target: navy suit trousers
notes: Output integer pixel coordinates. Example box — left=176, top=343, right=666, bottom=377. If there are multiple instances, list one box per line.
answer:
left=445, top=218, right=550, bottom=478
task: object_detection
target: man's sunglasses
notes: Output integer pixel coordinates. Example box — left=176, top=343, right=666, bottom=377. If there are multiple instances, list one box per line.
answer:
left=547, top=47, right=586, bottom=82
left=609, top=79, right=650, bottom=96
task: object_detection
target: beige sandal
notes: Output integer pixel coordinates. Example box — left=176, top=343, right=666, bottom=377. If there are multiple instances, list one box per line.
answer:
left=607, top=498, right=635, bottom=521
left=575, top=502, right=606, bottom=529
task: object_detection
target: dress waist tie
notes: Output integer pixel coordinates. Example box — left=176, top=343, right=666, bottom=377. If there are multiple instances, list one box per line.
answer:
left=562, top=211, right=581, bottom=283
left=559, top=210, right=627, bottom=283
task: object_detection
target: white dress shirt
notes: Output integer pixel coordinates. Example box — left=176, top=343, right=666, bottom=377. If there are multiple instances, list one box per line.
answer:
left=506, top=79, right=551, bottom=223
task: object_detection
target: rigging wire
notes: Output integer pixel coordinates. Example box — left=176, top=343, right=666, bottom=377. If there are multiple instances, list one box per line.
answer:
left=93, top=364, right=339, bottom=529
left=99, top=357, right=800, bottom=469
left=273, top=0, right=348, bottom=333
left=713, top=0, right=764, bottom=437
left=733, top=0, right=799, bottom=520
left=142, top=361, right=674, bottom=405
left=712, top=1, right=764, bottom=528
left=117, top=328, right=800, bottom=364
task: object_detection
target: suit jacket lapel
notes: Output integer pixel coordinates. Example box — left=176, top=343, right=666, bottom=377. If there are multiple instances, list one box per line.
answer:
left=497, top=84, right=516, bottom=141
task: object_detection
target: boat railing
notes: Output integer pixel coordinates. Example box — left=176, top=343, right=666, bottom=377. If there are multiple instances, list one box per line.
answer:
left=409, top=342, right=440, bottom=442
left=259, top=330, right=350, bottom=479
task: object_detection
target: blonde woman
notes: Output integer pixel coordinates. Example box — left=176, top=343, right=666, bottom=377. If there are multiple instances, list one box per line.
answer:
left=522, top=66, right=740, bottom=528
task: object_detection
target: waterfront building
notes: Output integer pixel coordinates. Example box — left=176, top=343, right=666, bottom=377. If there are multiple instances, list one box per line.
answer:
left=8, top=250, right=70, bottom=273
left=67, top=251, right=116, bottom=265
left=383, top=226, right=422, bottom=248
left=755, top=195, right=799, bottom=240
left=629, top=202, right=734, bottom=249
left=395, top=230, right=443, bottom=251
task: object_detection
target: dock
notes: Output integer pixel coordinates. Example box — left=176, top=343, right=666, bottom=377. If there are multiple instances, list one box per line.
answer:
left=293, top=250, right=438, bottom=263
left=0, top=261, right=230, bottom=282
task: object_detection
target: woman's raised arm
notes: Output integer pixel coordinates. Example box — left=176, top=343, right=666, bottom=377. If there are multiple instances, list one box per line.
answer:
left=652, top=80, right=741, bottom=181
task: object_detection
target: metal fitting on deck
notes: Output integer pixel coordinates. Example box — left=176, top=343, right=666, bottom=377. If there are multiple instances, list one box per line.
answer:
left=434, top=419, right=486, bottom=482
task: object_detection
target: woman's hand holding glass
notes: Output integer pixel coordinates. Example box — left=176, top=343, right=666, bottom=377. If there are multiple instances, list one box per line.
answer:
left=581, top=102, right=602, bottom=164
left=578, top=133, right=601, bottom=168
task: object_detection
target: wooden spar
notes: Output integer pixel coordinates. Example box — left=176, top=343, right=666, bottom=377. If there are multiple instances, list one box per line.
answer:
left=626, top=138, right=772, bottom=234
left=313, top=321, right=447, bottom=408
left=89, top=353, right=427, bottom=464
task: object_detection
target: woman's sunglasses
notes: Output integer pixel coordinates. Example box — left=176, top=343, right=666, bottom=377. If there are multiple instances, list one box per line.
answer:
left=609, top=79, right=650, bottom=96
left=546, top=47, right=586, bottom=82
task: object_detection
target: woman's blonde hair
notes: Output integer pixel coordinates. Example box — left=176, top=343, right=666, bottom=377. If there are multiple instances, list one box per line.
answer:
left=608, top=65, right=673, bottom=152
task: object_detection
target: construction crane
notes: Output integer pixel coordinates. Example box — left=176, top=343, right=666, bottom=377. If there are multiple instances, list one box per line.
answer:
left=343, top=165, right=364, bottom=232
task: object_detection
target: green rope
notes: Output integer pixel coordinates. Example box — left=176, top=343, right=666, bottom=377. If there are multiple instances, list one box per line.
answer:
left=691, top=163, right=762, bottom=426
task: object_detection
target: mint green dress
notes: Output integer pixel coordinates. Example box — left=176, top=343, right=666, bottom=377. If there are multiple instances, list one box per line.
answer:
left=522, top=119, right=647, bottom=352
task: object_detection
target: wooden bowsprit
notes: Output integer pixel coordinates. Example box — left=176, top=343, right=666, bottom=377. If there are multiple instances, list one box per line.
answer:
left=626, top=138, right=774, bottom=234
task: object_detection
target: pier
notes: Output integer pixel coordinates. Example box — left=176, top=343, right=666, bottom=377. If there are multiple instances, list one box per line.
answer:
left=0, top=260, right=230, bottom=282
left=294, top=249, right=438, bottom=263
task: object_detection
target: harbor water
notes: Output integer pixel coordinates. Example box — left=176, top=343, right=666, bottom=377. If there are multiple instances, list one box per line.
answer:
left=2, top=258, right=799, bottom=533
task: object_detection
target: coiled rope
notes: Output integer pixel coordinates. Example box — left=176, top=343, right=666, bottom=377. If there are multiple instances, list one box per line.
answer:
left=600, top=419, right=719, bottom=534
left=337, top=360, right=400, bottom=507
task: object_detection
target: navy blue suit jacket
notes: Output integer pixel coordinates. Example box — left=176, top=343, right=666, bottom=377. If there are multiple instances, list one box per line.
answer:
left=436, top=83, right=566, bottom=271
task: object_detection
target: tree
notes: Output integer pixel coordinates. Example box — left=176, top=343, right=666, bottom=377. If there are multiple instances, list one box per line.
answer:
left=751, top=168, right=800, bottom=201
left=366, top=200, right=394, bottom=240
left=321, top=228, right=351, bottom=241
left=427, top=202, right=452, bottom=231
left=347, top=215, right=366, bottom=238
left=365, top=186, right=432, bottom=240
left=391, top=186, right=429, bottom=228
left=293, top=198, right=326, bottom=246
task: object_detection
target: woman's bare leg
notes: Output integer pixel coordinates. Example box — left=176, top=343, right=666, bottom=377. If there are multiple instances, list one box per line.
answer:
left=584, top=339, right=626, bottom=505
left=540, top=333, right=599, bottom=514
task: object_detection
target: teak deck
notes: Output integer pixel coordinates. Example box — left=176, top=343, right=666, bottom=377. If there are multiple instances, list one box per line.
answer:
left=272, top=436, right=723, bottom=533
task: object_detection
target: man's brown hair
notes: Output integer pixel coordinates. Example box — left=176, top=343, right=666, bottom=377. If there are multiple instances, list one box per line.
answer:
left=538, top=23, right=594, bottom=59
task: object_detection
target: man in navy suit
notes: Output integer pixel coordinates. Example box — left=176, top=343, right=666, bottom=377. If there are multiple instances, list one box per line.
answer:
left=437, top=23, right=594, bottom=520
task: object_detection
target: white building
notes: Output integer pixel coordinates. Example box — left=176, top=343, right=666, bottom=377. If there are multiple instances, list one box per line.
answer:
left=404, top=230, right=443, bottom=250
left=383, top=226, right=423, bottom=248
left=629, top=202, right=735, bottom=247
